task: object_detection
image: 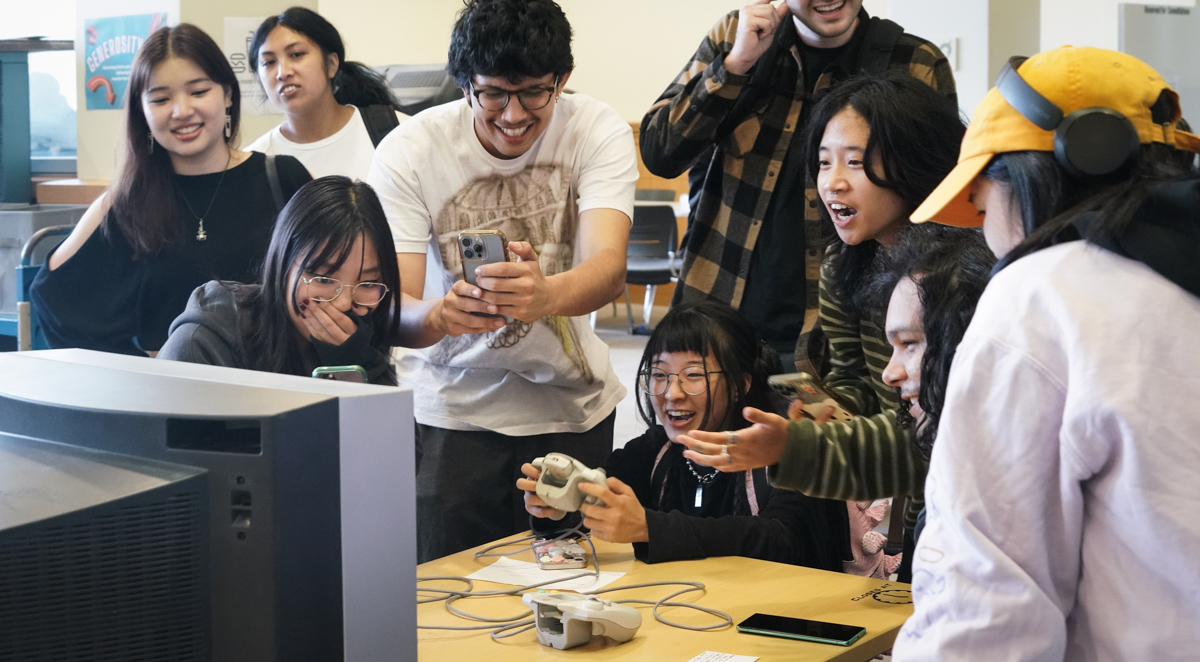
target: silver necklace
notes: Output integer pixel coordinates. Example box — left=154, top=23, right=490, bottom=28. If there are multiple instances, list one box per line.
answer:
left=178, top=149, right=232, bottom=242
left=685, top=458, right=719, bottom=508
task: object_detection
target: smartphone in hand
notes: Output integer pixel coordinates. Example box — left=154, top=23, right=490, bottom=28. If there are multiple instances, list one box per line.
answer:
left=458, top=230, right=509, bottom=288
left=767, top=372, right=855, bottom=422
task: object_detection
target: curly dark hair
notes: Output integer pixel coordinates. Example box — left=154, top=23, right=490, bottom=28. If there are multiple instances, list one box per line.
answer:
left=447, top=0, right=574, bottom=89
left=802, top=72, right=966, bottom=315
left=869, top=225, right=995, bottom=456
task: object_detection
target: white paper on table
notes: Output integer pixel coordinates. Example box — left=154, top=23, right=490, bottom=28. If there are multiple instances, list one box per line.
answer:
left=465, top=556, right=625, bottom=591
left=687, top=652, right=760, bottom=662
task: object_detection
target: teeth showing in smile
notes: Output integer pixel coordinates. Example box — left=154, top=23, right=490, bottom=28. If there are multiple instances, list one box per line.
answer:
left=281, top=84, right=298, bottom=94
left=830, top=202, right=857, bottom=218
left=666, top=410, right=695, bottom=423
left=173, top=124, right=201, bottom=134
left=815, top=0, right=845, bottom=13
left=499, top=125, right=530, bottom=137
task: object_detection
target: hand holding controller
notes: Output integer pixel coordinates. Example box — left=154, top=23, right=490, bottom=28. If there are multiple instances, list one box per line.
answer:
left=522, top=591, right=642, bottom=650
left=530, top=453, right=607, bottom=521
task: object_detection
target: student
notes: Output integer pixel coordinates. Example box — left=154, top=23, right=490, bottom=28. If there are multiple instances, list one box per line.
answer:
left=368, top=0, right=637, bottom=563
left=517, top=302, right=850, bottom=570
left=892, top=47, right=1200, bottom=660
left=639, top=0, right=955, bottom=368
left=31, top=24, right=311, bottom=356
left=678, top=72, right=964, bottom=581
left=158, top=176, right=400, bottom=386
left=246, top=7, right=408, bottom=180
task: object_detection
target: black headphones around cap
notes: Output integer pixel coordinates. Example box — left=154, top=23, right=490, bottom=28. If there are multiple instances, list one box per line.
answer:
left=995, top=56, right=1141, bottom=182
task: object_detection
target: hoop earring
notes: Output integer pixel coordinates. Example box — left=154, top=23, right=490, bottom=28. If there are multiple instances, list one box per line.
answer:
left=224, top=112, right=232, bottom=139
left=147, top=132, right=154, bottom=154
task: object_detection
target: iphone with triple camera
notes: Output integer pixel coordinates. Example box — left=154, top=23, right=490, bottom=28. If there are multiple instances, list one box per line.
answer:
left=458, top=229, right=509, bottom=287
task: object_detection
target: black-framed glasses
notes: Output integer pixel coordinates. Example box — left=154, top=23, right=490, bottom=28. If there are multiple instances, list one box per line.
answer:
left=469, top=77, right=558, bottom=112
left=301, top=275, right=389, bottom=306
left=637, top=369, right=724, bottom=396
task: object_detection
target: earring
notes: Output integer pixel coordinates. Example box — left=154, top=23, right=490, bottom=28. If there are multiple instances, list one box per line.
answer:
left=147, top=132, right=154, bottom=154
left=224, top=112, right=232, bottom=139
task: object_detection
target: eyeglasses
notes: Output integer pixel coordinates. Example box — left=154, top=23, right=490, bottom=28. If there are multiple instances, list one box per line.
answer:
left=637, top=369, right=724, bottom=396
left=301, top=275, right=389, bottom=306
left=469, top=77, right=558, bottom=112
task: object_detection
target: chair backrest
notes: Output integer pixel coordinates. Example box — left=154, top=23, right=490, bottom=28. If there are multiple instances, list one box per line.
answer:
left=17, top=225, right=74, bottom=351
left=628, top=203, right=677, bottom=260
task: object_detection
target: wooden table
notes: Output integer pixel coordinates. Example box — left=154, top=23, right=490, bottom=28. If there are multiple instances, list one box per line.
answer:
left=417, top=537, right=913, bottom=661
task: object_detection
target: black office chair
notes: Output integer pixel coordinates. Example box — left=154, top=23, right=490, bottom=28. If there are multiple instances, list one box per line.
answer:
left=624, top=202, right=679, bottom=335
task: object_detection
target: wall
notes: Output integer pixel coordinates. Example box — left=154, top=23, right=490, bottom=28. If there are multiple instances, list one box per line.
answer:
left=1042, top=0, right=1195, bottom=52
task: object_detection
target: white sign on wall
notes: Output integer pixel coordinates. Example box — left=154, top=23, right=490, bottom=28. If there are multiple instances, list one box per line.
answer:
left=224, top=17, right=277, bottom=116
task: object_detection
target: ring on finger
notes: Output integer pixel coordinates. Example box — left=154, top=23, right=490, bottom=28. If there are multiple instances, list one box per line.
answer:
left=726, top=430, right=739, bottom=446
left=720, top=444, right=732, bottom=465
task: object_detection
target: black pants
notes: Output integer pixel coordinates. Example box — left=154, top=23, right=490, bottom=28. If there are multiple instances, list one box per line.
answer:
left=415, top=411, right=616, bottom=563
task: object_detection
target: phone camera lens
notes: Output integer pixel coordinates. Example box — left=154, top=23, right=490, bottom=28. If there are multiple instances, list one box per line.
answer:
left=473, top=243, right=485, bottom=255
left=463, top=248, right=475, bottom=259
left=461, top=237, right=472, bottom=247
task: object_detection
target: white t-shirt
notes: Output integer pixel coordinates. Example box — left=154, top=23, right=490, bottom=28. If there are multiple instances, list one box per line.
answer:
left=246, top=105, right=407, bottom=181
left=894, top=242, right=1200, bottom=661
left=368, top=94, right=637, bottom=435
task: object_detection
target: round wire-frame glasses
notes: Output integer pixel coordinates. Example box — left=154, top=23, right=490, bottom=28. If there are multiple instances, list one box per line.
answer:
left=301, top=275, right=389, bottom=306
left=637, top=369, right=724, bottom=396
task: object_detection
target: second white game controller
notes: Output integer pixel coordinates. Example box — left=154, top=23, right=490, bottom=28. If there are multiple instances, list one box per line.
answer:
left=531, top=453, right=607, bottom=520
left=522, top=591, right=642, bottom=649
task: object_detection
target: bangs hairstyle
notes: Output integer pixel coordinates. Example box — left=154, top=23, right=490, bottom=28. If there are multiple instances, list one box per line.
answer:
left=248, top=7, right=401, bottom=111
left=869, top=225, right=995, bottom=457
left=803, top=72, right=965, bottom=314
left=109, top=23, right=240, bottom=257
left=635, top=302, right=772, bottom=433
left=238, top=176, right=401, bottom=384
left=447, top=0, right=574, bottom=89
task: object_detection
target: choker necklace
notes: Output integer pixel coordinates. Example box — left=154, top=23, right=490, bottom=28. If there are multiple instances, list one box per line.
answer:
left=178, top=149, right=233, bottom=242
left=685, top=458, right=719, bottom=508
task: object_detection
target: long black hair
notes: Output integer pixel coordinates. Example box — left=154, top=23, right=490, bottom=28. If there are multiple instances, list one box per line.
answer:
left=110, top=24, right=240, bottom=257
left=870, top=225, right=995, bottom=456
left=988, top=139, right=1195, bottom=271
left=249, top=7, right=401, bottom=111
left=236, top=176, right=401, bottom=384
left=802, top=72, right=965, bottom=314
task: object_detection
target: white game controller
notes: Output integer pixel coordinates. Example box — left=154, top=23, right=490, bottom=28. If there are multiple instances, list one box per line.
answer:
left=522, top=591, right=642, bottom=650
left=531, top=453, right=607, bottom=521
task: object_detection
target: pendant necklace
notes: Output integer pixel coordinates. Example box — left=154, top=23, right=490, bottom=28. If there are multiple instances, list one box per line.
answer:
left=685, top=458, right=719, bottom=508
left=178, top=149, right=232, bottom=242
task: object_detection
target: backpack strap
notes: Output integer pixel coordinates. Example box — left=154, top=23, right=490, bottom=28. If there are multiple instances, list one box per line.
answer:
left=264, top=154, right=285, bottom=213
left=853, top=17, right=905, bottom=75
left=359, top=104, right=400, bottom=148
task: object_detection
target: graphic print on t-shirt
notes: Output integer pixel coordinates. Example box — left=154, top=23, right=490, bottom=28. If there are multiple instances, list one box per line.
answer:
left=429, top=165, right=595, bottom=384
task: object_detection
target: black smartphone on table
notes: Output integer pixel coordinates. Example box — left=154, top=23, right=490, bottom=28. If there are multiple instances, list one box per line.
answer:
left=736, top=613, right=866, bottom=646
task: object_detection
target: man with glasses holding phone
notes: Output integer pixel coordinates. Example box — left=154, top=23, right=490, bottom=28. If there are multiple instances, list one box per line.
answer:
left=368, top=0, right=637, bottom=562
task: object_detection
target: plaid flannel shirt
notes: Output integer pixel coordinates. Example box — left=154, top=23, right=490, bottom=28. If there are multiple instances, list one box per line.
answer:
left=640, top=9, right=955, bottom=368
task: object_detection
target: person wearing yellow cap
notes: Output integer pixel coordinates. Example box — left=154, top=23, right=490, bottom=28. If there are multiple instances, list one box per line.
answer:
left=893, top=46, right=1200, bottom=660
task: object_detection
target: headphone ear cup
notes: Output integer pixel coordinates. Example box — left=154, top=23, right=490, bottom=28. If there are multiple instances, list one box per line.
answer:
left=1053, top=107, right=1141, bottom=181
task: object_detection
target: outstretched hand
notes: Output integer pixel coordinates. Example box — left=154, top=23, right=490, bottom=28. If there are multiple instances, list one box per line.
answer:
left=675, top=406, right=789, bottom=472
left=578, top=477, right=649, bottom=543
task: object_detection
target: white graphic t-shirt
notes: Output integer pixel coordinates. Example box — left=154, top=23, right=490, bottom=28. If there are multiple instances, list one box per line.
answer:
left=368, top=94, right=637, bottom=434
left=247, top=106, right=407, bottom=181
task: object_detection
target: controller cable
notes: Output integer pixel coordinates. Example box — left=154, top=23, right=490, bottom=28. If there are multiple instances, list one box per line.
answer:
left=416, top=528, right=733, bottom=641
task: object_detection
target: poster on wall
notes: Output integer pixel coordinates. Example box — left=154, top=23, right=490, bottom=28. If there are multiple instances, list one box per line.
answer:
left=83, top=12, right=167, bottom=110
left=225, top=17, right=277, bottom=115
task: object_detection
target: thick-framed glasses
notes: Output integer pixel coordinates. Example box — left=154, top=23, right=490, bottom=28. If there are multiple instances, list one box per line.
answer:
left=301, top=275, right=389, bottom=306
left=470, top=77, right=559, bottom=112
left=637, top=369, right=724, bottom=396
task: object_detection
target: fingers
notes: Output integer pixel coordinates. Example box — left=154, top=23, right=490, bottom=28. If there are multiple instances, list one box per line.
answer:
left=520, top=463, right=542, bottom=480
left=787, top=399, right=805, bottom=421
left=506, top=241, right=537, bottom=262
left=438, top=283, right=506, bottom=335
left=515, top=477, right=538, bottom=492
left=775, top=0, right=790, bottom=19
left=302, top=301, right=356, bottom=345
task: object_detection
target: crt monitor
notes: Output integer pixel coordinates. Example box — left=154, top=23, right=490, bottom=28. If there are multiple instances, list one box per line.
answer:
left=0, top=349, right=416, bottom=662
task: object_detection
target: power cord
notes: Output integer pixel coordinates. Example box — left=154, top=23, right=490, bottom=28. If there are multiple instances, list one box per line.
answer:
left=417, top=529, right=733, bottom=642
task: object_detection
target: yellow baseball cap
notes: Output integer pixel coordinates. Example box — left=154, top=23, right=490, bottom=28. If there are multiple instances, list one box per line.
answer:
left=912, top=46, right=1200, bottom=227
